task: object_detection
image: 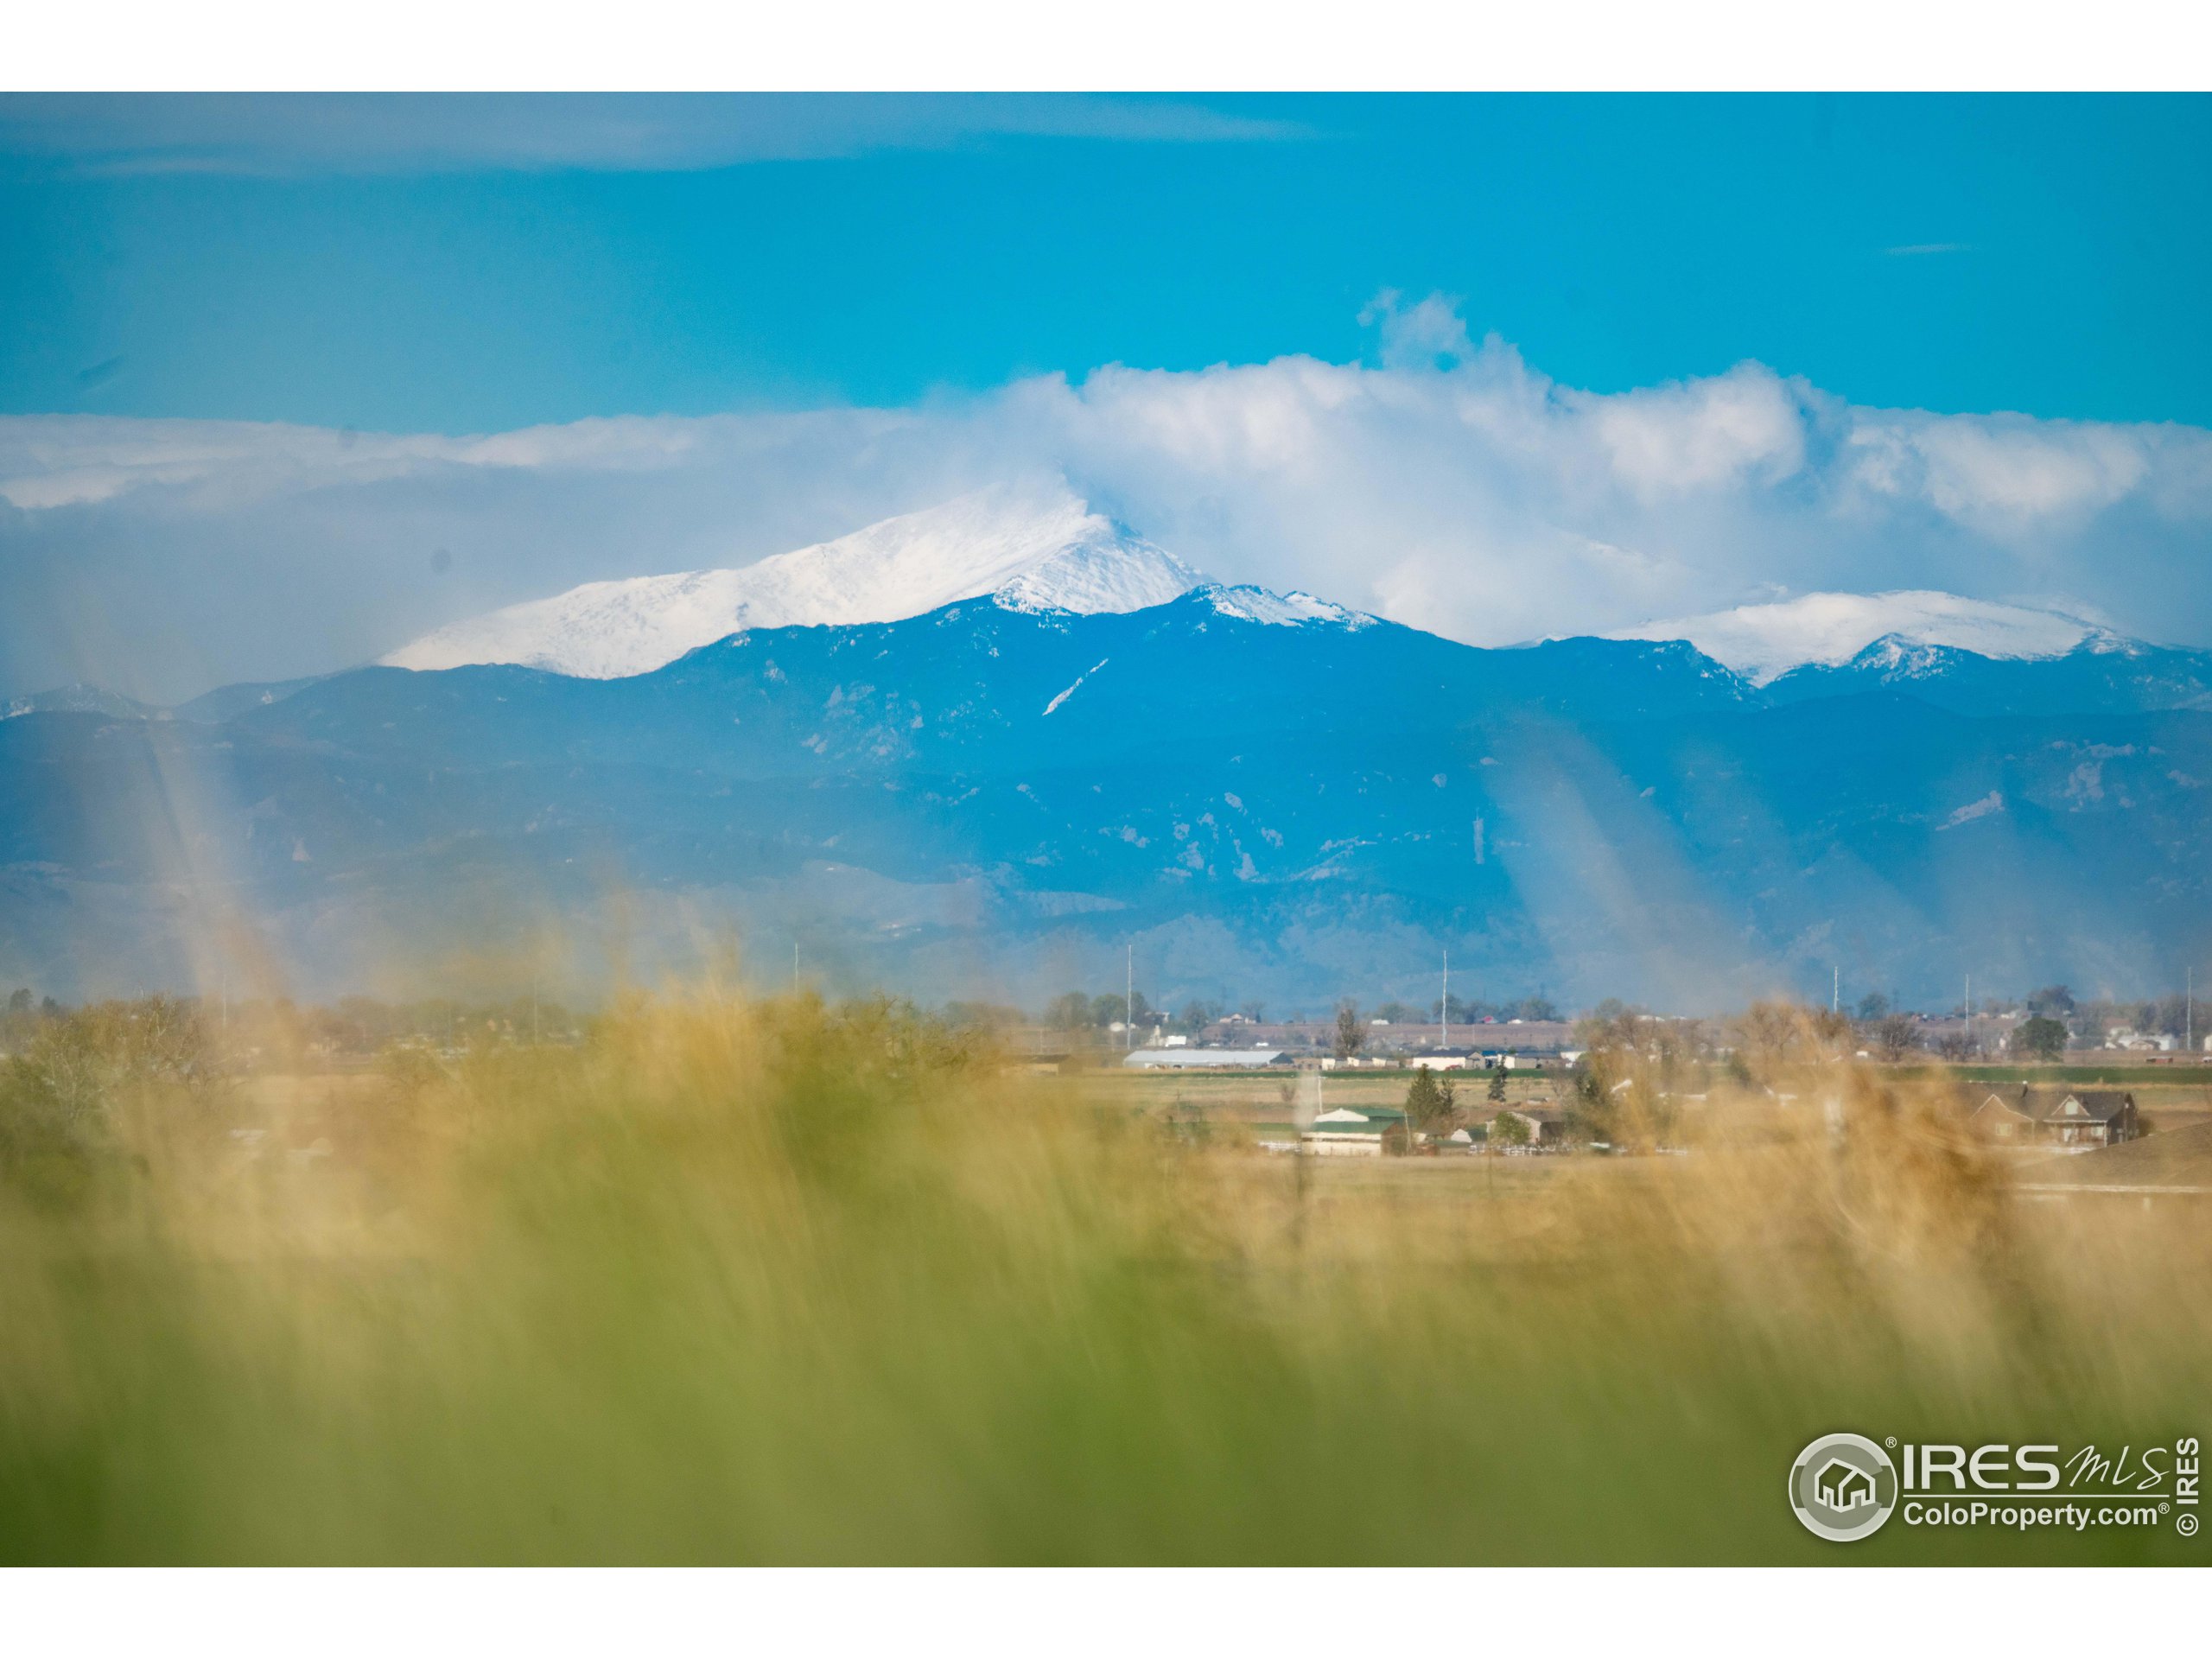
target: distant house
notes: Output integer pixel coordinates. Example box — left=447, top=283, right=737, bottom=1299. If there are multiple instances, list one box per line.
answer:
left=1971, top=1087, right=2140, bottom=1147
left=1409, top=1052, right=1471, bottom=1071
left=1970, top=1091, right=2037, bottom=1141
left=2105, top=1027, right=2176, bottom=1052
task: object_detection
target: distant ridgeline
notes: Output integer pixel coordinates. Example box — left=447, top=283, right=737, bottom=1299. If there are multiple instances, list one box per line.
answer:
left=4, top=495, right=2209, bottom=1007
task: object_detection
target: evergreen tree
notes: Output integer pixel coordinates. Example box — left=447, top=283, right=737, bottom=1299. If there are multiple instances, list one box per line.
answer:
left=2012, top=1015, right=2068, bottom=1062
left=1332, top=1001, right=1366, bottom=1061
left=1402, top=1067, right=1459, bottom=1136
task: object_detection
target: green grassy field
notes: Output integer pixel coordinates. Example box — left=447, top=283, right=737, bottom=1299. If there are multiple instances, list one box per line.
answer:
left=1, top=995, right=2205, bottom=1564
left=1098, top=1059, right=2212, bottom=1138
left=1085, top=1065, right=1561, bottom=1114
left=1897, top=1061, right=2212, bottom=1087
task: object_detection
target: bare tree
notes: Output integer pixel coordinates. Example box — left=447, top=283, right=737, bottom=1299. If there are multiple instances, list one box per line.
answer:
left=1874, top=1013, right=1920, bottom=1062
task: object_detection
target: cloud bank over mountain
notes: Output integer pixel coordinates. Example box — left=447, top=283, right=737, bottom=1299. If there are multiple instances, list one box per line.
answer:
left=4, top=296, right=2209, bottom=702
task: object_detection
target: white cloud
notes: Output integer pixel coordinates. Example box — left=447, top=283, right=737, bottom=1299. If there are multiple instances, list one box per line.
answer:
left=5, top=295, right=2210, bottom=702
left=0, top=93, right=1302, bottom=178
left=1567, top=363, right=1808, bottom=499
left=1838, top=411, right=2179, bottom=537
left=1360, top=289, right=1478, bottom=370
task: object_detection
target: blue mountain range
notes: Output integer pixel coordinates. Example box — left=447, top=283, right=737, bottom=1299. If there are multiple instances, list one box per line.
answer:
left=4, top=570, right=2207, bottom=1010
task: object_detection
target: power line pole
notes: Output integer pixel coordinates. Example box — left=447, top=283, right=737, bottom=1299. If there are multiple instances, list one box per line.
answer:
left=1126, top=944, right=1134, bottom=1052
left=1442, top=947, right=1450, bottom=1051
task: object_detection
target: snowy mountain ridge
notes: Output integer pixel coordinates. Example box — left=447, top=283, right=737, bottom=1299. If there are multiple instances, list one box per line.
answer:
left=385, top=486, right=1207, bottom=679
left=385, top=483, right=2145, bottom=692
left=1200, top=586, right=1377, bottom=629
left=1604, top=590, right=2117, bottom=685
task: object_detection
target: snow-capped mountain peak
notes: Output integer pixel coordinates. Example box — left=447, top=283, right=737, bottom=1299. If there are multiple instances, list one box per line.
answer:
left=1605, top=590, right=2115, bottom=685
left=991, top=524, right=1204, bottom=616
left=385, top=486, right=1205, bottom=679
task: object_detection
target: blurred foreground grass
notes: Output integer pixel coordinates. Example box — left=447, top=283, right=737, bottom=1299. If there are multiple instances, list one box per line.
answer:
left=0, top=993, right=2203, bottom=1563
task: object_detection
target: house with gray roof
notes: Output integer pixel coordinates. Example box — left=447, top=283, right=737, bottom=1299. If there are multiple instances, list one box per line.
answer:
left=1971, top=1086, right=2139, bottom=1149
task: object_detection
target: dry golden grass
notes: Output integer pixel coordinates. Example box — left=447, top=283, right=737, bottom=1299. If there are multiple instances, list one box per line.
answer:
left=0, top=991, right=2204, bottom=1563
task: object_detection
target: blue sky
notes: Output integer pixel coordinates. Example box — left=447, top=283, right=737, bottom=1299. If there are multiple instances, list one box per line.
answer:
left=4, top=93, right=2210, bottom=432
left=6, top=93, right=2212, bottom=701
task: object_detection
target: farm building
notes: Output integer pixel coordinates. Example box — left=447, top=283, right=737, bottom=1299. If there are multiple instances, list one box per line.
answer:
left=1298, top=1106, right=1405, bottom=1156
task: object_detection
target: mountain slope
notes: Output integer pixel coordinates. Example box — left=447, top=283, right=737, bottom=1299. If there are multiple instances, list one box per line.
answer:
left=383, top=486, right=1205, bottom=678
left=3, top=683, right=161, bottom=721
left=1759, top=635, right=2212, bottom=716
left=8, top=582, right=2208, bottom=1011
left=245, top=587, right=1751, bottom=779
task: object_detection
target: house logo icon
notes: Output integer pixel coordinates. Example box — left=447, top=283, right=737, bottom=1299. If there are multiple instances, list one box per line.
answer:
left=1815, top=1459, right=1876, bottom=1510
left=1789, top=1433, right=1898, bottom=1541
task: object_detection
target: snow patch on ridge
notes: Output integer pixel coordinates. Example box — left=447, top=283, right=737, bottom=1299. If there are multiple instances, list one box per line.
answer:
left=1606, top=590, right=2113, bottom=685
left=1043, top=659, right=1109, bottom=717
left=995, top=540, right=1200, bottom=616
left=1939, top=791, right=2005, bottom=830
left=385, top=486, right=1205, bottom=679
left=1201, top=585, right=1377, bottom=629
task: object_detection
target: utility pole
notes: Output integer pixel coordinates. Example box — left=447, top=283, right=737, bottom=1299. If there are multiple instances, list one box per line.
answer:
left=1126, top=944, right=1134, bottom=1052
left=1442, top=948, right=1450, bottom=1050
